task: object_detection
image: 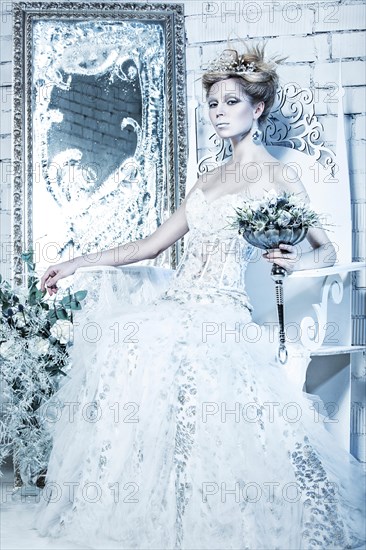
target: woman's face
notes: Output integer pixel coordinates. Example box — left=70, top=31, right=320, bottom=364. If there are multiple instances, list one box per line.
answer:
left=207, top=78, right=259, bottom=141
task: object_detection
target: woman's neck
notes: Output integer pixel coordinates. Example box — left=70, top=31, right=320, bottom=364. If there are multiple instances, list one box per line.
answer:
left=229, top=132, right=268, bottom=164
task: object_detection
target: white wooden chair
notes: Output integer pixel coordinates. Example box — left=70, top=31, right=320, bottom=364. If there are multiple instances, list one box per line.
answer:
left=245, top=145, right=365, bottom=454
left=72, top=82, right=365, bottom=457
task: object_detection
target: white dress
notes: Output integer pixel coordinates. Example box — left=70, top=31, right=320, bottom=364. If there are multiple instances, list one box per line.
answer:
left=35, top=188, right=366, bottom=550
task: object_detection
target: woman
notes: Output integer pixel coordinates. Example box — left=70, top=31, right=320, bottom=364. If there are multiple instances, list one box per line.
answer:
left=37, top=45, right=365, bottom=549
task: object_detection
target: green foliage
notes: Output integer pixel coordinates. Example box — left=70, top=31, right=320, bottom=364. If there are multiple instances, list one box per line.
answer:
left=0, top=252, right=87, bottom=485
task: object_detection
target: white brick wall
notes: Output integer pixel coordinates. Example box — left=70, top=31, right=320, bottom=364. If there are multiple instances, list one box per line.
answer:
left=0, top=0, right=365, bottom=350
left=0, top=59, right=12, bottom=82
left=187, top=7, right=314, bottom=43
left=332, top=30, right=366, bottom=59
left=277, top=63, right=312, bottom=90
left=314, top=86, right=366, bottom=116
left=353, top=114, right=366, bottom=140
left=0, top=0, right=12, bottom=283
left=199, top=33, right=330, bottom=65
left=317, top=115, right=352, bottom=141
left=313, top=2, right=366, bottom=33
left=314, top=60, right=366, bottom=87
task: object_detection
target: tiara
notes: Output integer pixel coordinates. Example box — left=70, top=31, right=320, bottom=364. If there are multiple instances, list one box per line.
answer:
left=205, top=49, right=256, bottom=75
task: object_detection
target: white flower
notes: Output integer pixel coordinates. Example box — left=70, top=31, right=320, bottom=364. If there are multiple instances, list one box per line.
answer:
left=12, top=286, right=28, bottom=305
left=263, top=189, right=277, bottom=198
left=0, top=338, right=24, bottom=361
left=249, top=200, right=262, bottom=211
left=277, top=211, right=293, bottom=227
left=266, top=189, right=278, bottom=205
left=13, top=311, right=27, bottom=328
left=233, top=190, right=320, bottom=234
left=28, top=336, right=50, bottom=357
left=288, top=194, right=304, bottom=207
left=254, top=221, right=266, bottom=231
left=50, top=320, right=73, bottom=345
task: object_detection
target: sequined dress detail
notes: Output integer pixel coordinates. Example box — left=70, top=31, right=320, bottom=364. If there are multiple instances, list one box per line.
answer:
left=35, top=188, right=365, bottom=549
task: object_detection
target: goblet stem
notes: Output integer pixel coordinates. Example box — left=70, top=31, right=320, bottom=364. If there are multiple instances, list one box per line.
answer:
left=270, top=263, right=288, bottom=364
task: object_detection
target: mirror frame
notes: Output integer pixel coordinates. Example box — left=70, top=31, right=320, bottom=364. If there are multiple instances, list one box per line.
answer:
left=12, top=1, right=187, bottom=285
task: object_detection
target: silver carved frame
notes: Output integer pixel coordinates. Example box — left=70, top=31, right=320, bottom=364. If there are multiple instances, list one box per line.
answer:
left=12, top=1, right=187, bottom=285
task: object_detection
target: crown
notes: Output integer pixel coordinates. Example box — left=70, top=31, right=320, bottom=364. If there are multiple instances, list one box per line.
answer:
left=205, top=49, right=256, bottom=75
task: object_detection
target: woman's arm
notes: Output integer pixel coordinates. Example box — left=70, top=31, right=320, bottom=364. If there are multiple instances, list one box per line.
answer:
left=41, top=180, right=201, bottom=295
left=263, top=228, right=336, bottom=273
left=262, top=171, right=337, bottom=273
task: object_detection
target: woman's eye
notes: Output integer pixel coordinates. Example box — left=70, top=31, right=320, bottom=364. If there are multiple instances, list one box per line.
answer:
left=227, top=99, right=238, bottom=105
left=208, top=102, right=217, bottom=109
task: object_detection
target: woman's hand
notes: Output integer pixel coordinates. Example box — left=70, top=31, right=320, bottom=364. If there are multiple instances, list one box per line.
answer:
left=40, top=260, right=78, bottom=296
left=262, top=243, right=300, bottom=274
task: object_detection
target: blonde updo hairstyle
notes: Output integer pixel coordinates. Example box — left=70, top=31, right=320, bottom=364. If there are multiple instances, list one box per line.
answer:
left=202, top=43, right=285, bottom=128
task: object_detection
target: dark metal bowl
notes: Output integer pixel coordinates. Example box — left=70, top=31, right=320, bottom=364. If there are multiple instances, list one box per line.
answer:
left=241, top=225, right=308, bottom=250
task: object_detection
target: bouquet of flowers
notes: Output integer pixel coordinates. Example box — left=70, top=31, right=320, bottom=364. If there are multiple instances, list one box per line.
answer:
left=230, top=189, right=322, bottom=364
left=0, top=252, right=86, bottom=488
left=231, top=189, right=321, bottom=249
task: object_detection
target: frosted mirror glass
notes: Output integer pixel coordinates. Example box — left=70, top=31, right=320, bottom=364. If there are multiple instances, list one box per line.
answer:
left=13, top=2, right=187, bottom=284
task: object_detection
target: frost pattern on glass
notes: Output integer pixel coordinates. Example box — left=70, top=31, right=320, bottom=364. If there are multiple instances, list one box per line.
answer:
left=32, top=20, right=166, bottom=263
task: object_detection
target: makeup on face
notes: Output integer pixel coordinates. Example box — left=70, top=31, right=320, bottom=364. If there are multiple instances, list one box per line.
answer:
left=207, top=79, right=256, bottom=139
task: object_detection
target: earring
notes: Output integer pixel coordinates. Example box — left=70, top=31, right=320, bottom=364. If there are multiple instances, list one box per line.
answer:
left=251, top=121, right=263, bottom=145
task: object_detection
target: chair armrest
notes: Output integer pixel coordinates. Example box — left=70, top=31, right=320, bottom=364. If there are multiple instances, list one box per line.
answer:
left=289, top=261, right=366, bottom=279
left=74, top=265, right=174, bottom=275
left=289, top=263, right=364, bottom=350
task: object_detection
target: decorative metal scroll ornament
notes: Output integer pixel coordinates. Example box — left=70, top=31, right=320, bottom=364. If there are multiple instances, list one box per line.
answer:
left=233, top=190, right=321, bottom=364
left=197, top=85, right=336, bottom=176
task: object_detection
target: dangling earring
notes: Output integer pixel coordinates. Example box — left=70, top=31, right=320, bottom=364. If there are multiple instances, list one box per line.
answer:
left=251, top=120, right=263, bottom=145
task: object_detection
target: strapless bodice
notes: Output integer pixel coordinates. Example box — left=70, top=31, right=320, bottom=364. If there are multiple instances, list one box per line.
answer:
left=162, top=188, right=255, bottom=311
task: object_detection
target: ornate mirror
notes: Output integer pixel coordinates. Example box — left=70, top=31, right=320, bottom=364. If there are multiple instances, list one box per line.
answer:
left=13, top=2, right=187, bottom=284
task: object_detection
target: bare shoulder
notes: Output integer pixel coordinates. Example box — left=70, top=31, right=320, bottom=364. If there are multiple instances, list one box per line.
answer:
left=183, top=175, right=206, bottom=201
left=194, top=165, right=224, bottom=192
left=178, top=173, right=213, bottom=207
left=269, top=157, right=310, bottom=202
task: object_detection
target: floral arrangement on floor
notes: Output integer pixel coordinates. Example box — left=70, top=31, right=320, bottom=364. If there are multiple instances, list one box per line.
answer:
left=0, top=252, right=86, bottom=488
left=230, top=189, right=321, bottom=238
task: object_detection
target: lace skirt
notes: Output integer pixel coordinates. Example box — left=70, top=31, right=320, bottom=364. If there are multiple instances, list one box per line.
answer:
left=34, top=289, right=366, bottom=550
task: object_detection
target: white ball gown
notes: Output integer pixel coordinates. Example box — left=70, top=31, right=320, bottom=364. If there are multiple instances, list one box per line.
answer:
left=35, top=188, right=365, bottom=549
